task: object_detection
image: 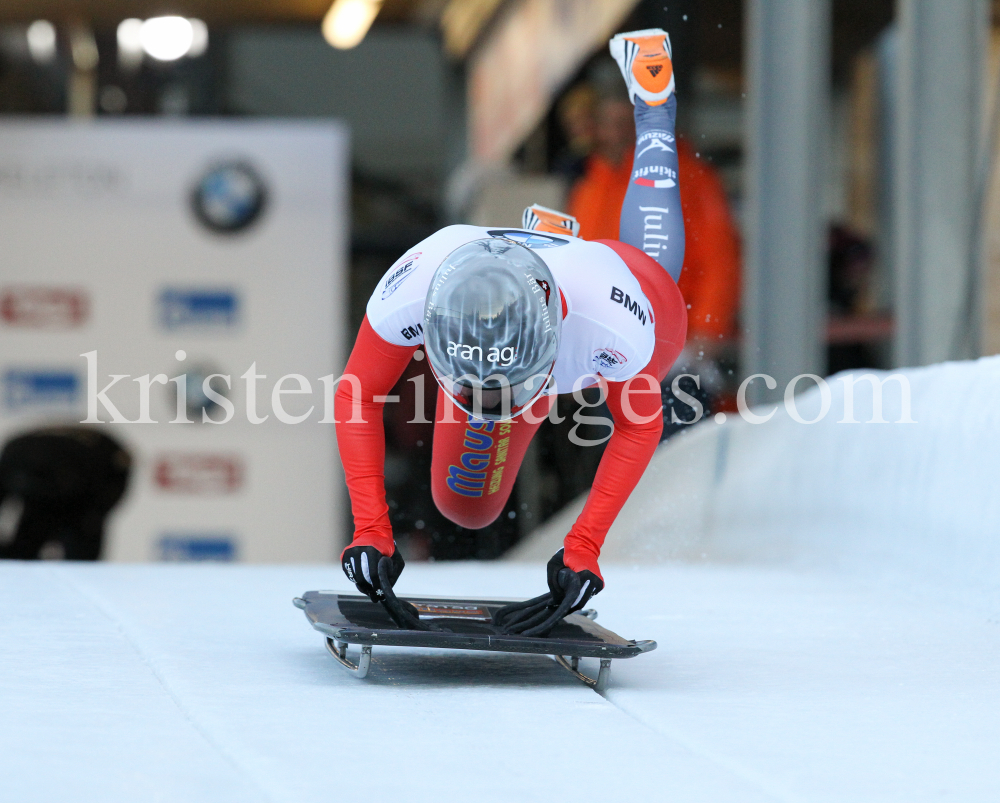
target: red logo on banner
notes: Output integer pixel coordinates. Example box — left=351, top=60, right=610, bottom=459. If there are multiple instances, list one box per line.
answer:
left=154, top=454, right=244, bottom=495
left=1, top=287, right=89, bottom=328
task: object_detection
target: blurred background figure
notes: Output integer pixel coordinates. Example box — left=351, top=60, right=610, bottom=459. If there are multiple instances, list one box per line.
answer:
left=550, top=83, right=598, bottom=184
left=566, top=90, right=635, bottom=241
left=0, top=428, right=131, bottom=560
left=827, top=224, right=878, bottom=374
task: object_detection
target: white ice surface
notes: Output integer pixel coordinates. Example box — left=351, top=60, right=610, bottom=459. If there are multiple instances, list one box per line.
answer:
left=513, top=358, right=1000, bottom=611
left=4, top=560, right=999, bottom=802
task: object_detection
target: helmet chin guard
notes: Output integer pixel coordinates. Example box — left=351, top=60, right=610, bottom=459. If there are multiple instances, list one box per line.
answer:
left=423, top=238, right=561, bottom=420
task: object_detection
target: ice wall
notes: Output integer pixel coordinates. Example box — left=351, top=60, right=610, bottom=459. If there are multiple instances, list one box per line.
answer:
left=509, top=357, right=1000, bottom=605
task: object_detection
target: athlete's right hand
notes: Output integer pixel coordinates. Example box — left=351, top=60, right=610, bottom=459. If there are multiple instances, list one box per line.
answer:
left=341, top=543, right=405, bottom=603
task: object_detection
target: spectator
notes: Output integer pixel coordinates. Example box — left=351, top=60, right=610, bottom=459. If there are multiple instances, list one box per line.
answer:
left=551, top=83, right=598, bottom=184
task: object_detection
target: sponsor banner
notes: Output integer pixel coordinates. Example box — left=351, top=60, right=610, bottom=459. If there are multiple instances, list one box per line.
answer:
left=159, top=533, right=238, bottom=562
left=446, top=418, right=514, bottom=499
left=159, top=288, right=240, bottom=330
left=153, top=453, right=244, bottom=494
left=0, top=122, right=346, bottom=563
left=3, top=368, right=80, bottom=410
left=1, top=286, right=89, bottom=328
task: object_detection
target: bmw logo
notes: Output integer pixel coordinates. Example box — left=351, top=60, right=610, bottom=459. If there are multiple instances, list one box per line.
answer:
left=192, top=161, right=267, bottom=234
left=487, top=229, right=568, bottom=249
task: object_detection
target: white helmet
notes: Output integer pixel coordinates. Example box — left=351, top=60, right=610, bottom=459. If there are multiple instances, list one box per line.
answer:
left=423, top=237, right=561, bottom=420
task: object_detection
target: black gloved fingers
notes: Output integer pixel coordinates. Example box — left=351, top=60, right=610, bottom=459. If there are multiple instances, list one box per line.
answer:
left=341, top=544, right=405, bottom=603
left=493, top=592, right=552, bottom=622
left=492, top=592, right=553, bottom=630
left=518, top=573, right=582, bottom=637
left=377, top=555, right=435, bottom=631
left=497, top=597, right=554, bottom=633
left=503, top=600, right=553, bottom=630
left=502, top=602, right=558, bottom=634
left=494, top=551, right=605, bottom=636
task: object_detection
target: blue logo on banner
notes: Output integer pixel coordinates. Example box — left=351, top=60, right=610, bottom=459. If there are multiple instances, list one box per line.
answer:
left=4, top=369, right=80, bottom=410
left=159, top=534, right=238, bottom=562
left=160, top=289, right=240, bottom=330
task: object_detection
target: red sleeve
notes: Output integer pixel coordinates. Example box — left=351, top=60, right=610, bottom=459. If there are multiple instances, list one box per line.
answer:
left=561, top=372, right=663, bottom=579
left=335, top=315, right=416, bottom=557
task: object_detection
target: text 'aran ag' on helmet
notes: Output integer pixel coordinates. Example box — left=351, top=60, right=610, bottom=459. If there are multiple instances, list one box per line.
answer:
left=423, top=237, right=561, bottom=420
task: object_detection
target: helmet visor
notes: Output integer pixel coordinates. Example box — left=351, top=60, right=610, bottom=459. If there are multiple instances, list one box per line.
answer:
left=423, top=237, right=562, bottom=421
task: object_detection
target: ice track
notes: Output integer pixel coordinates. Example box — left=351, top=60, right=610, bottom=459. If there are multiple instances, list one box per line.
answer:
left=3, top=560, right=999, bottom=803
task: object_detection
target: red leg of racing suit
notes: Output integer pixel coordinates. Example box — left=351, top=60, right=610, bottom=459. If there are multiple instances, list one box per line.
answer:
left=429, top=393, right=555, bottom=530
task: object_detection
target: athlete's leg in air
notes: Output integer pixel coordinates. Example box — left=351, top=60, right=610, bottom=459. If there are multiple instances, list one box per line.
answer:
left=613, top=32, right=685, bottom=283
left=619, top=96, right=684, bottom=281
left=603, top=30, right=688, bottom=379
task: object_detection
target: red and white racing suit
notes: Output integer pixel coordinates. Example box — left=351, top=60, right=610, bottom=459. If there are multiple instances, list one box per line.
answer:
left=334, top=225, right=687, bottom=579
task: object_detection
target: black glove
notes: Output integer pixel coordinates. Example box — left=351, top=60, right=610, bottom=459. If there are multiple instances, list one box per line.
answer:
left=493, top=549, right=605, bottom=637
left=341, top=544, right=438, bottom=632
left=341, top=543, right=404, bottom=603
left=546, top=549, right=604, bottom=613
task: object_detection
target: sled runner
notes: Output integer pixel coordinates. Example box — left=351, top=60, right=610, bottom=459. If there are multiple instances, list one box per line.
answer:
left=293, top=590, right=656, bottom=693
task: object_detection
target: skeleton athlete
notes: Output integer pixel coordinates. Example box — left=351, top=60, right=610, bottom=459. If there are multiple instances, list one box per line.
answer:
left=336, top=29, right=688, bottom=628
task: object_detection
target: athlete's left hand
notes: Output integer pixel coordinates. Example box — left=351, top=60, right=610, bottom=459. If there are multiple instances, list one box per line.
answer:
left=546, top=548, right=604, bottom=613
left=492, top=549, right=604, bottom=636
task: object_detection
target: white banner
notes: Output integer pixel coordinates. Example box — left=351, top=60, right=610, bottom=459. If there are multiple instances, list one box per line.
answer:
left=0, top=121, right=348, bottom=563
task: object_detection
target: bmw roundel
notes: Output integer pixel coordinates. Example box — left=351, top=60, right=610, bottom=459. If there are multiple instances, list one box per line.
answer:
left=192, top=161, right=267, bottom=234
left=487, top=230, right=569, bottom=249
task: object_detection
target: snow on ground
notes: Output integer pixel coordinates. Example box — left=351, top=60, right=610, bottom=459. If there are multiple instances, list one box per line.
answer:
left=4, top=560, right=1000, bottom=803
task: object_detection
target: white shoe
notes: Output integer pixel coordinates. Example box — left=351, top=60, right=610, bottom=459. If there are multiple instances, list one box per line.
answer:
left=522, top=204, right=580, bottom=238
left=609, top=28, right=675, bottom=106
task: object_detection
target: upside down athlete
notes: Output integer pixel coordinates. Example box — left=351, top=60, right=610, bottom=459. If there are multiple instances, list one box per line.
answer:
left=337, top=29, right=688, bottom=624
